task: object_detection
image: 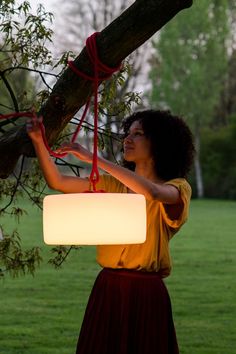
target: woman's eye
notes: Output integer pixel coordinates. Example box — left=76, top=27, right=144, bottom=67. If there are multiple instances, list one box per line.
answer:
left=123, top=131, right=144, bottom=139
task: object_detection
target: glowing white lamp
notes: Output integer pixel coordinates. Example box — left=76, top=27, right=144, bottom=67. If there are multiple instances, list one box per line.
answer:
left=43, top=193, right=146, bottom=245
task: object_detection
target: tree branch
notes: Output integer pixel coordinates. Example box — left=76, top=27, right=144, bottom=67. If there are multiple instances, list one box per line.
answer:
left=0, top=71, right=19, bottom=112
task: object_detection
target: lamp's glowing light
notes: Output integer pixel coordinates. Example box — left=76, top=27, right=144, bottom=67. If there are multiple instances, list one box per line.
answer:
left=43, top=193, right=146, bottom=245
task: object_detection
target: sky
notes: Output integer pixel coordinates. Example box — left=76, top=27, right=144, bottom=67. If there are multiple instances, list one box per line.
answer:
left=29, top=0, right=58, bottom=30
left=30, top=0, right=57, bottom=20
left=30, top=0, right=55, bottom=12
left=29, top=0, right=62, bottom=55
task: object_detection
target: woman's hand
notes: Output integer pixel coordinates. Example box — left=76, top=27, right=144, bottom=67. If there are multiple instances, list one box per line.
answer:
left=26, top=115, right=43, bottom=143
left=55, top=143, right=93, bottom=163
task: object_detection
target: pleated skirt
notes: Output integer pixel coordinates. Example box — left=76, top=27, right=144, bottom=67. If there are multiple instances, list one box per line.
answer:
left=76, top=268, right=179, bottom=354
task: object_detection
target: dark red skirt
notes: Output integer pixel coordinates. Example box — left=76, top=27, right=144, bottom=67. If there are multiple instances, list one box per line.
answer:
left=76, top=268, right=179, bottom=354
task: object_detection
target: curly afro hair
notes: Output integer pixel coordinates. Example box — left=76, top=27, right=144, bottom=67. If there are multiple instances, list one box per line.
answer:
left=122, top=109, right=195, bottom=181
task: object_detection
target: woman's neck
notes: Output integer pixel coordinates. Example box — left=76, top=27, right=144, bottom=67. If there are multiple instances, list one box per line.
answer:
left=135, top=161, right=162, bottom=184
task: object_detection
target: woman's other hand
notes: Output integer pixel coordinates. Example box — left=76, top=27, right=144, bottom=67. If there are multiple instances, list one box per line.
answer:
left=55, top=143, right=93, bottom=163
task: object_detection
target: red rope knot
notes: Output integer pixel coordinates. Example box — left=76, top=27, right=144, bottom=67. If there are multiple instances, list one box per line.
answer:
left=68, top=32, right=122, bottom=82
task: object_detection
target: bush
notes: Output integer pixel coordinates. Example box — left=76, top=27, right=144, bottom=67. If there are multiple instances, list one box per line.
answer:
left=200, top=119, right=236, bottom=199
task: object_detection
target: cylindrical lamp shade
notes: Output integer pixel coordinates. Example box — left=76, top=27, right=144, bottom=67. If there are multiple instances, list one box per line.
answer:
left=43, top=193, right=146, bottom=245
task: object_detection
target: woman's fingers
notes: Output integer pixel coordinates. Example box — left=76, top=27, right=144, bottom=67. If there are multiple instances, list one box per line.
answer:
left=26, top=119, right=35, bottom=132
left=26, top=115, right=42, bottom=130
left=26, top=115, right=44, bottom=142
left=55, top=143, right=92, bottom=162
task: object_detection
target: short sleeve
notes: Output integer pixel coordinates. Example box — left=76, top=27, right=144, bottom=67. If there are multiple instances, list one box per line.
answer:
left=88, top=174, right=127, bottom=193
left=159, top=178, right=192, bottom=230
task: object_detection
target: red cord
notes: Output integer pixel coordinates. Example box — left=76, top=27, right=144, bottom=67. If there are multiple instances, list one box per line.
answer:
left=0, top=112, right=32, bottom=119
left=68, top=32, right=121, bottom=190
left=0, top=32, right=121, bottom=191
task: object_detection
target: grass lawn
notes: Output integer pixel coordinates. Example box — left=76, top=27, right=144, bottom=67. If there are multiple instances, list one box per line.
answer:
left=0, top=198, right=236, bottom=354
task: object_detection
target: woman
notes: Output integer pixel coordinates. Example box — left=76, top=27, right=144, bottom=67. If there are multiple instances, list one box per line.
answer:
left=27, top=109, right=195, bottom=354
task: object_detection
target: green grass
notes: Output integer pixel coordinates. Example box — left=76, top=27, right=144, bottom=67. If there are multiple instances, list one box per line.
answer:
left=167, top=199, right=236, bottom=354
left=1, top=198, right=236, bottom=354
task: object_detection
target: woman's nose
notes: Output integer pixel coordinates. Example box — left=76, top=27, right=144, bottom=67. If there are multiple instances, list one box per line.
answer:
left=124, top=134, right=132, bottom=143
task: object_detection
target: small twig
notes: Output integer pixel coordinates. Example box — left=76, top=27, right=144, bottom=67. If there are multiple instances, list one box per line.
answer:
left=1, top=156, right=25, bottom=212
left=0, top=71, right=19, bottom=112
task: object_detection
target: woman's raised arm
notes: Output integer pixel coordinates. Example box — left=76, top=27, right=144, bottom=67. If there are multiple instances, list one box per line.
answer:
left=26, top=116, right=89, bottom=193
left=56, top=143, right=180, bottom=204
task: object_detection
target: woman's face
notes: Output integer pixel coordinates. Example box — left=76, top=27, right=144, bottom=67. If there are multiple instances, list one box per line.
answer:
left=123, top=120, right=152, bottom=163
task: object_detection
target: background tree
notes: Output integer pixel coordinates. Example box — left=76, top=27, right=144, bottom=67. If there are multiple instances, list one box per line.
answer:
left=200, top=119, right=236, bottom=199
left=201, top=0, right=236, bottom=200
left=149, top=0, right=230, bottom=198
left=213, top=0, right=236, bottom=126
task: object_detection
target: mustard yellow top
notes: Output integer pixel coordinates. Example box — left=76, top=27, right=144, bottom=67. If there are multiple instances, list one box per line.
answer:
left=94, top=175, right=191, bottom=277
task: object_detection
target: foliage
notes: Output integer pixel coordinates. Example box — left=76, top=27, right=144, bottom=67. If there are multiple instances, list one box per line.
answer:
left=200, top=117, right=236, bottom=199
left=48, top=245, right=81, bottom=268
left=0, top=158, right=44, bottom=277
left=0, top=0, right=55, bottom=118
left=213, top=48, right=236, bottom=126
left=0, top=0, right=53, bottom=67
left=0, top=229, right=42, bottom=277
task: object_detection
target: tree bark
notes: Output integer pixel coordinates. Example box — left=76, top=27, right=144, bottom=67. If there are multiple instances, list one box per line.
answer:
left=0, top=0, right=193, bottom=178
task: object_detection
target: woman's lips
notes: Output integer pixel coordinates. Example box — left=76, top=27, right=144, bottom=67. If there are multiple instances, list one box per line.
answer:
left=124, top=145, right=134, bottom=152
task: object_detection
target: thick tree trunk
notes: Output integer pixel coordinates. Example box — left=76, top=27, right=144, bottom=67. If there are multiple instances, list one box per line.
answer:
left=0, top=0, right=193, bottom=178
